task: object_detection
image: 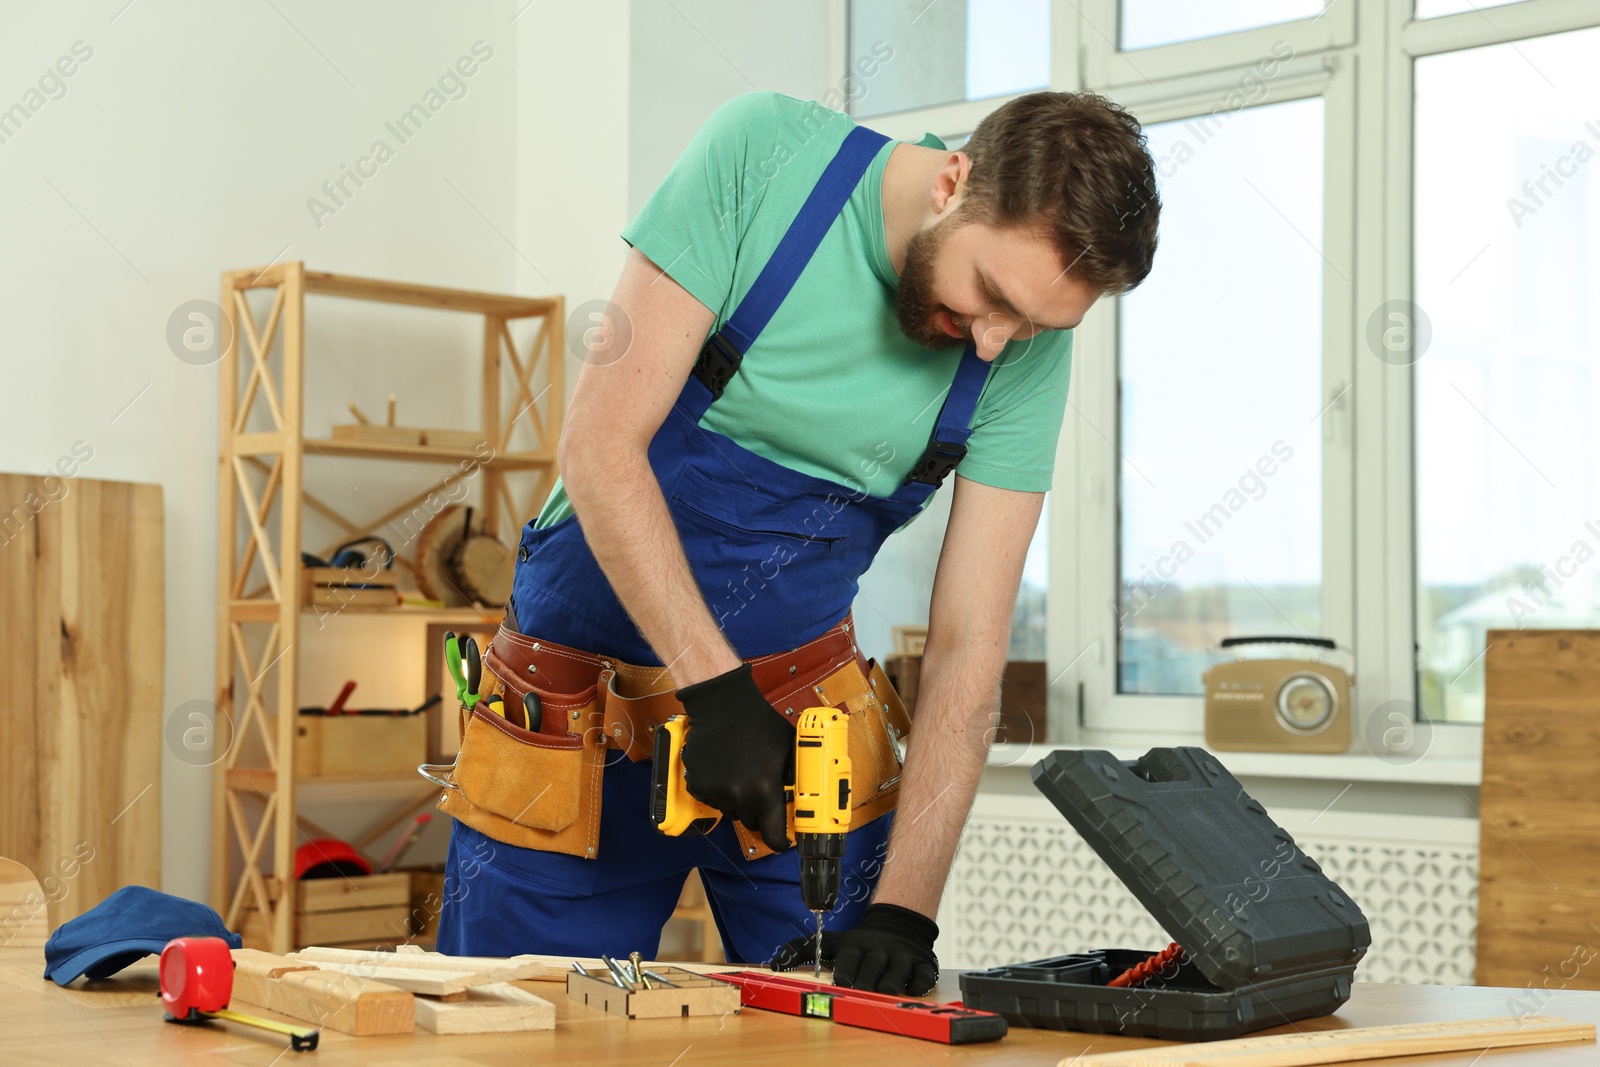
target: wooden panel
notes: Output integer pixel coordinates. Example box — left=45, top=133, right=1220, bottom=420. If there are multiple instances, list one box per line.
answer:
left=1478, top=630, right=1600, bottom=989
left=0, top=474, right=163, bottom=932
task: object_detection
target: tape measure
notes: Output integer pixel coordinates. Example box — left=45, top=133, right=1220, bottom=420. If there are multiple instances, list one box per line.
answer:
left=160, top=936, right=319, bottom=1052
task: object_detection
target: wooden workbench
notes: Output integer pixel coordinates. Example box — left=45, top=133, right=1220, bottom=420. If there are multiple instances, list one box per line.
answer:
left=1, top=945, right=1595, bottom=1065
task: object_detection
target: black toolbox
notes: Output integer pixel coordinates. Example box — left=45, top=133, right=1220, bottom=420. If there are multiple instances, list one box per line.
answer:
left=959, top=747, right=1370, bottom=1041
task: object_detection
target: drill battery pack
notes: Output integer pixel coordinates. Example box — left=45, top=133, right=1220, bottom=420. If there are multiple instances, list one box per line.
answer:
left=958, top=747, right=1371, bottom=1042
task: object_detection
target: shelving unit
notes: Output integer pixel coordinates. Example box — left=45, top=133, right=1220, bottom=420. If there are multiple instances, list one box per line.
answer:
left=212, top=261, right=563, bottom=953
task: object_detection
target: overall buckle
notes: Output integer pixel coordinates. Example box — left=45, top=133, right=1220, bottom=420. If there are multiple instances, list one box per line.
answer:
left=906, top=439, right=968, bottom=487
left=693, top=330, right=743, bottom=399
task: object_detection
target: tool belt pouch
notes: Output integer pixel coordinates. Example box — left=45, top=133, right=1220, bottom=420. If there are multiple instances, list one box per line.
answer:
left=732, top=656, right=916, bottom=861
left=434, top=650, right=606, bottom=860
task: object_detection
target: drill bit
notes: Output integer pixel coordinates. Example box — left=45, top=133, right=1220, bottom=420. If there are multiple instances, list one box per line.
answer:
left=813, top=911, right=824, bottom=979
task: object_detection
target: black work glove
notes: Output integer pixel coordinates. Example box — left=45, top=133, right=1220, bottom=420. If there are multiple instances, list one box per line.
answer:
left=769, top=903, right=940, bottom=996
left=675, top=662, right=795, bottom=853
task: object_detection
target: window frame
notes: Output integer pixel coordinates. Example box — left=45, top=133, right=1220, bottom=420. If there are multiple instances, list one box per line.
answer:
left=1069, top=52, right=1357, bottom=738
left=843, top=0, right=1600, bottom=766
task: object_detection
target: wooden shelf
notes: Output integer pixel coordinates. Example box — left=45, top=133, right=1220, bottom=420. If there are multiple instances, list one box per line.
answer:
left=300, top=438, right=554, bottom=469
left=297, top=605, right=501, bottom=626
left=214, top=261, right=564, bottom=954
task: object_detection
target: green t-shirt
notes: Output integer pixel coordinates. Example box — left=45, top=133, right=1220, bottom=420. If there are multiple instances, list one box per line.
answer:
left=533, top=91, right=1073, bottom=530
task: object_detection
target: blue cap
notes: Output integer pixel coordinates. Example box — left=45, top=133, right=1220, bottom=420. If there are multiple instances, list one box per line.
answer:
left=43, top=886, right=243, bottom=987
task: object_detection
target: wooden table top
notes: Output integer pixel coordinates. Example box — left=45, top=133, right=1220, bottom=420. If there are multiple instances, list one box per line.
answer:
left=2, top=947, right=1595, bottom=1066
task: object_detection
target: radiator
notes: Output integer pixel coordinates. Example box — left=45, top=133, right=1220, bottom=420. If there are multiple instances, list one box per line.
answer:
left=937, top=794, right=1478, bottom=985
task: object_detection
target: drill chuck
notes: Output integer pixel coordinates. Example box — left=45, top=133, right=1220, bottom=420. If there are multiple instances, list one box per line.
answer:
left=797, top=831, right=847, bottom=913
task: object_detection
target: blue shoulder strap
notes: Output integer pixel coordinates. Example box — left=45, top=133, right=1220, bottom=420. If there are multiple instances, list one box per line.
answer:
left=890, top=343, right=991, bottom=505
left=681, top=124, right=888, bottom=419
left=680, top=120, right=993, bottom=499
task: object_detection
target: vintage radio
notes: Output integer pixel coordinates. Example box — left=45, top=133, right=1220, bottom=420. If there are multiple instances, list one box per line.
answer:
left=1203, top=636, right=1352, bottom=754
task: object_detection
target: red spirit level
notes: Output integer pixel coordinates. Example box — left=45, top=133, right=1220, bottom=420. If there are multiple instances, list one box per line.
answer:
left=712, top=970, right=1008, bottom=1045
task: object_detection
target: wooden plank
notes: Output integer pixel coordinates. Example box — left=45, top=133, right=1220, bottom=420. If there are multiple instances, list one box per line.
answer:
left=329, top=423, right=424, bottom=446
left=285, top=958, right=496, bottom=996
left=263, top=966, right=414, bottom=1036
left=1071, top=1016, right=1595, bottom=1067
left=0, top=477, right=164, bottom=932
left=1479, top=630, right=1600, bottom=988
left=299, top=437, right=551, bottom=469
left=301, top=946, right=549, bottom=980
left=303, top=270, right=557, bottom=316
left=415, top=982, right=555, bottom=1034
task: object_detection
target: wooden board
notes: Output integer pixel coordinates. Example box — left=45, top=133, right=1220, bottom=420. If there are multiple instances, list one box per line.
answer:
left=330, top=423, right=423, bottom=446
left=419, top=428, right=489, bottom=451
left=0, top=474, right=162, bottom=932
left=297, top=945, right=549, bottom=980
left=285, top=958, right=496, bottom=996
left=1479, top=630, right=1600, bottom=988
left=565, top=968, right=741, bottom=1020
left=414, top=982, right=555, bottom=1033
left=1071, top=1016, right=1595, bottom=1067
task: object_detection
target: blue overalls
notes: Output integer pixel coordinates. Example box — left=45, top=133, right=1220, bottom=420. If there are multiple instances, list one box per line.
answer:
left=436, top=126, right=994, bottom=964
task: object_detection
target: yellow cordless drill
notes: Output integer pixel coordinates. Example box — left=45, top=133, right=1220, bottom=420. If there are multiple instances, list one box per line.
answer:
left=652, top=707, right=852, bottom=976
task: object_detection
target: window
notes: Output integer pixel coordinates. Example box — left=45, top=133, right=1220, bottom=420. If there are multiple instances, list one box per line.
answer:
left=1117, top=98, right=1327, bottom=696
left=1413, top=25, right=1600, bottom=724
left=1120, top=0, right=1324, bottom=51
left=849, top=0, right=1050, bottom=118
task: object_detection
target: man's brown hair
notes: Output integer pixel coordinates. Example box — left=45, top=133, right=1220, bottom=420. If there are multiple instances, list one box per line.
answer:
left=961, top=90, right=1160, bottom=295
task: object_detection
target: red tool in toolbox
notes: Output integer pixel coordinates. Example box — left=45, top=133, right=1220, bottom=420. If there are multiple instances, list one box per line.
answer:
left=712, top=970, right=1008, bottom=1045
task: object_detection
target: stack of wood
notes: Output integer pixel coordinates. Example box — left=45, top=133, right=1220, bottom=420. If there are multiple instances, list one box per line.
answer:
left=230, top=945, right=555, bottom=1035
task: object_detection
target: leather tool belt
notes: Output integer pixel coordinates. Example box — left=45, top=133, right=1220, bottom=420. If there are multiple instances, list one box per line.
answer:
left=431, top=613, right=913, bottom=862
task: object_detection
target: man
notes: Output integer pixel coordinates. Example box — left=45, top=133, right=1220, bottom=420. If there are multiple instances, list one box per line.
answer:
left=436, top=88, right=1158, bottom=996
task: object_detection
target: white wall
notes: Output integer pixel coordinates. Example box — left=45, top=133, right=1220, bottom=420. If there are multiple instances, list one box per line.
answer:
left=2, top=0, right=939, bottom=909
left=0, top=0, right=526, bottom=903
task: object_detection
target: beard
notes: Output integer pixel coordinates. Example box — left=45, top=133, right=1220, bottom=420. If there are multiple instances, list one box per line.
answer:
left=894, top=213, right=968, bottom=350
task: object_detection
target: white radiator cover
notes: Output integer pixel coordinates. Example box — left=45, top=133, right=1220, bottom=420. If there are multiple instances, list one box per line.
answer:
left=936, top=793, right=1478, bottom=985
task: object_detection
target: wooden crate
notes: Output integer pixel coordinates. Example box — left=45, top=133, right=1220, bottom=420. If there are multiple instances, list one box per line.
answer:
left=243, top=873, right=413, bottom=951
left=566, top=968, right=740, bottom=1019
left=300, top=564, right=398, bottom=609
left=295, top=712, right=427, bottom=778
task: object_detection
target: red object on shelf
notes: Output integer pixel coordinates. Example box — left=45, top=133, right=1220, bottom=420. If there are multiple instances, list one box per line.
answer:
left=293, top=837, right=372, bottom=880
left=712, top=970, right=1007, bottom=1045
left=326, top=680, right=358, bottom=715
left=1107, top=942, right=1186, bottom=988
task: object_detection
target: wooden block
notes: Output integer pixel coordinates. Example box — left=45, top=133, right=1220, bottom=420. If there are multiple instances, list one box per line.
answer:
left=419, top=428, right=489, bottom=451
left=331, top=423, right=423, bottom=446
left=266, top=967, right=414, bottom=1036
left=230, top=949, right=319, bottom=1006
left=565, top=968, right=740, bottom=1020
left=293, top=945, right=549, bottom=980
left=295, top=714, right=427, bottom=777
left=415, top=982, right=555, bottom=1033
